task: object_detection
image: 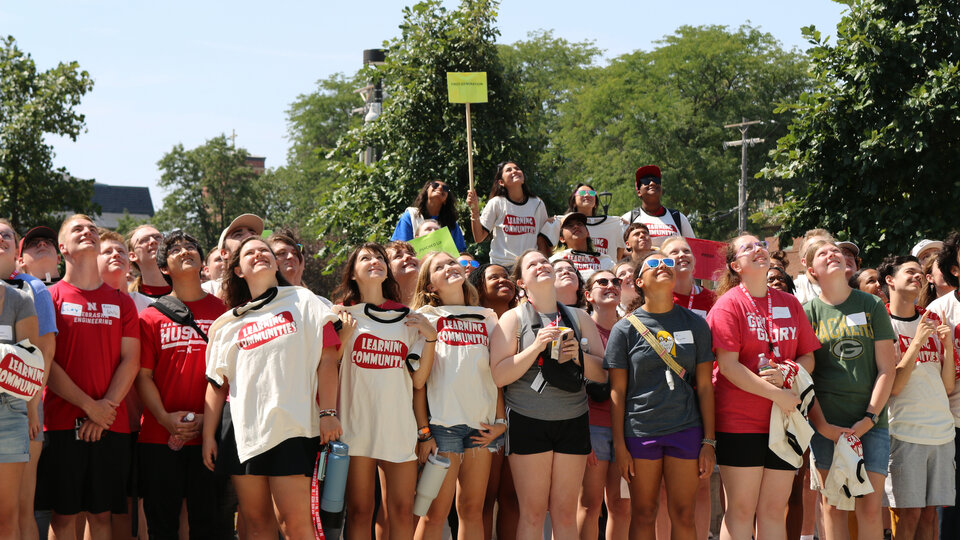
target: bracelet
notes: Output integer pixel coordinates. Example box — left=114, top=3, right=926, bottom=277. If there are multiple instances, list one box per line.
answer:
left=425, top=339, right=437, bottom=343
left=418, top=433, right=435, bottom=442
left=494, top=418, right=508, bottom=428
left=319, top=409, right=338, bottom=419
left=701, top=438, right=717, bottom=449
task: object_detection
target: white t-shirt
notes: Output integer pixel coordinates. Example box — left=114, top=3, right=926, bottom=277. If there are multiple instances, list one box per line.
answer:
left=549, top=249, right=614, bottom=281
left=887, top=310, right=954, bottom=444
left=130, top=291, right=154, bottom=313
left=925, top=291, right=960, bottom=426
left=206, top=286, right=338, bottom=463
left=543, top=214, right=626, bottom=260
left=418, top=305, right=498, bottom=429
left=338, top=303, right=425, bottom=463
left=793, top=273, right=822, bottom=305
left=620, top=206, right=695, bottom=247
left=479, top=195, right=549, bottom=268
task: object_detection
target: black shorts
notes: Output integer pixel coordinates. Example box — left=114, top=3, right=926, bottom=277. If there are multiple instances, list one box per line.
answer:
left=139, top=443, right=224, bottom=539
left=506, top=410, right=591, bottom=456
left=216, top=422, right=320, bottom=477
left=715, top=432, right=797, bottom=471
left=35, top=429, right=133, bottom=515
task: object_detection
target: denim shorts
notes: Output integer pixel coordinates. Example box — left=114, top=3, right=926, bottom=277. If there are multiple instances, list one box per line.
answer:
left=431, top=423, right=504, bottom=454
left=589, top=425, right=614, bottom=462
left=0, top=394, right=30, bottom=463
left=810, top=426, right=890, bottom=475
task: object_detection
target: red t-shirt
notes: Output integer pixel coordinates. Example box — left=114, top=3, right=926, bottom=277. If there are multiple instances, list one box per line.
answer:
left=707, top=286, right=819, bottom=433
left=588, top=325, right=612, bottom=427
left=674, top=286, right=716, bottom=319
left=140, top=283, right=173, bottom=297
left=46, top=281, right=140, bottom=433
left=138, top=294, right=228, bottom=445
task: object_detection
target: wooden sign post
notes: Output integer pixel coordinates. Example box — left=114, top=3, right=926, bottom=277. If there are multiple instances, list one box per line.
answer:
left=446, top=72, right=488, bottom=191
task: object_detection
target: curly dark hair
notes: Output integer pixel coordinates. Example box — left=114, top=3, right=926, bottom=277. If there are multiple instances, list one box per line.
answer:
left=877, top=254, right=920, bottom=298
left=468, top=263, right=518, bottom=311
left=156, top=230, right=204, bottom=285
left=937, top=232, right=960, bottom=289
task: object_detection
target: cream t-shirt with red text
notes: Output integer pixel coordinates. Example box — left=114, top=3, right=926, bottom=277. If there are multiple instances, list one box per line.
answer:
left=549, top=249, right=615, bottom=282
left=479, top=195, right=549, bottom=268
left=922, top=291, right=960, bottom=427
left=543, top=214, right=626, bottom=260
left=338, top=303, right=426, bottom=463
left=886, top=307, right=954, bottom=445
left=418, top=305, right=498, bottom=429
left=206, top=286, right=339, bottom=463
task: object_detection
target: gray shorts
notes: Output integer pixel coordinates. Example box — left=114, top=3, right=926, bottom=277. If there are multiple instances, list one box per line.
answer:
left=884, top=437, right=956, bottom=508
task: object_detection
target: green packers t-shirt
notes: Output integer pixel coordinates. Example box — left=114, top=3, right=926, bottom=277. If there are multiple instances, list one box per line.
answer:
left=803, top=289, right=896, bottom=428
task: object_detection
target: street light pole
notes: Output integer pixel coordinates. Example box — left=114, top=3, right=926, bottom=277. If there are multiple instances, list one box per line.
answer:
left=723, top=119, right=764, bottom=232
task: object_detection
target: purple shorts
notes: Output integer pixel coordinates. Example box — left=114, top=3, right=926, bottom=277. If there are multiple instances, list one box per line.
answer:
left=625, top=425, right=703, bottom=460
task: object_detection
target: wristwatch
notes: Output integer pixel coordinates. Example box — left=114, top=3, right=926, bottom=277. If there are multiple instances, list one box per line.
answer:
left=864, top=412, right=879, bottom=425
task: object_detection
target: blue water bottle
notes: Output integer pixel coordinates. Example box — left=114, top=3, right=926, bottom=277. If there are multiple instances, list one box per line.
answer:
left=321, top=441, right=350, bottom=513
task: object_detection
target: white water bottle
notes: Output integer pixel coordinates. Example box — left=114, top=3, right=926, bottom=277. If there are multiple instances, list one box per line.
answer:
left=167, top=412, right=195, bottom=451
left=413, top=453, right=451, bottom=516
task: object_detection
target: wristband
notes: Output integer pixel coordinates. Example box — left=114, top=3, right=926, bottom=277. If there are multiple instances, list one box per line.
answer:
left=701, top=438, right=717, bottom=449
left=417, top=426, right=432, bottom=441
left=494, top=418, right=508, bottom=428
left=318, top=409, right=337, bottom=419
left=425, top=339, right=437, bottom=343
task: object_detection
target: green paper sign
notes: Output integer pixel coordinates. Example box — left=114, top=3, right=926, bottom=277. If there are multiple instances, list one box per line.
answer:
left=408, top=227, right=460, bottom=259
left=446, top=72, right=488, bottom=103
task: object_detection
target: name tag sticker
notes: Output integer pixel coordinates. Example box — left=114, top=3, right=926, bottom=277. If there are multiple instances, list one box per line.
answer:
left=772, top=306, right=791, bottom=319
left=0, top=325, right=11, bottom=341
left=102, top=304, right=120, bottom=318
left=846, top=312, right=868, bottom=326
left=692, top=308, right=707, bottom=319
left=61, top=302, right=82, bottom=317
left=674, top=330, right=694, bottom=344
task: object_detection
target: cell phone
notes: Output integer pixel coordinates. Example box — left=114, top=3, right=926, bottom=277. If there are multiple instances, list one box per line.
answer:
left=74, top=417, right=88, bottom=440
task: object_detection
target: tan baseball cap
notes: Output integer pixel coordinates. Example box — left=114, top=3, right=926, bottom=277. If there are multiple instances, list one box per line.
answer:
left=217, top=214, right=264, bottom=251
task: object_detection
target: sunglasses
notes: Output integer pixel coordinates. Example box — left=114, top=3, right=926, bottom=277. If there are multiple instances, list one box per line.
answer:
left=593, top=277, right=622, bottom=288
left=459, top=259, right=479, bottom=268
left=577, top=189, right=597, bottom=197
left=642, top=257, right=676, bottom=270
left=737, top=240, right=769, bottom=256
left=638, top=176, right=662, bottom=186
left=430, top=182, right=450, bottom=193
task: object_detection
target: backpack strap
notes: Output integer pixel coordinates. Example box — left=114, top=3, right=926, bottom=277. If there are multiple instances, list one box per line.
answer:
left=668, top=208, right=683, bottom=235
left=625, top=313, right=688, bottom=381
left=149, top=296, right=209, bottom=342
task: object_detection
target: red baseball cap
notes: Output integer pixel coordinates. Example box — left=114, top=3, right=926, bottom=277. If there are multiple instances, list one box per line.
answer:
left=18, top=226, right=58, bottom=257
left=635, top=165, right=662, bottom=185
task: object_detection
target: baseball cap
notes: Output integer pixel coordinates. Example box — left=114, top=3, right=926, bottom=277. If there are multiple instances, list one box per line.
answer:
left=18, top=226, right=58, bottom=257
left=217, top=214, right=264, bottom=251
left=836, top=240, right=860, bottom=257
left=560, top=212, right=588, bottom=229
left=635, top=165, right=662, bottom=185
left=911, top=239, right=943, bottom=259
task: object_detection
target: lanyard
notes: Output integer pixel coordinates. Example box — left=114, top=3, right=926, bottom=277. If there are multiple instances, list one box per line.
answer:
left=685, top=285, right=699, bottom=311
left=738, top=283, right=777, bottom=358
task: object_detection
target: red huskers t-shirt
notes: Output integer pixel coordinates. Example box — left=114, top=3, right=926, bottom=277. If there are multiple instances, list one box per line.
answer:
left=138, top=294, right=228, bottom=445
left=707, top=286, right=820, bottom=433
left=46, top=281, right=140, bottom=433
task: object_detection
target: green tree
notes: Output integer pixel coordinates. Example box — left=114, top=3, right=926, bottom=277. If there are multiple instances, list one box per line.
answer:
left=316, top=0, right=536, bottom=263
left=555, top=25, right=809, bottom=240
left=153, top=135, right=266, bottom=251
left=0, top=35, right=98, bottom=230
left=269, top=73, right=363, bottom=235
left=764, top=0, right=960, bottom=262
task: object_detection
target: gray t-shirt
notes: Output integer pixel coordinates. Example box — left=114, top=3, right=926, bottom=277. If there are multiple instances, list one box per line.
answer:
left=504, top=308, right=588, bottom=421
left=604, top=305, right=712, bottom=437
left=0, top=282, right=37, bottom=344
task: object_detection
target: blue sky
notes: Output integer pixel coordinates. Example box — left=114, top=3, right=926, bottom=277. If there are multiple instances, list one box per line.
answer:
left=4, top=1, right=848, bottom=212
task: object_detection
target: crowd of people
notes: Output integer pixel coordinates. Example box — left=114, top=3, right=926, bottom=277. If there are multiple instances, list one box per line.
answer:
left=0, top=160, right=958, bottom=540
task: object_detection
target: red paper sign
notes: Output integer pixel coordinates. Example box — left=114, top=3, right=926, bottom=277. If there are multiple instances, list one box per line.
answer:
left=686, top=238, right=728, bottom=282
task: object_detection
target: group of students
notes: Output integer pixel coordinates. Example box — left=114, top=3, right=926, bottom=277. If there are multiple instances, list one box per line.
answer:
left=0, top=160, right=958, bottom=540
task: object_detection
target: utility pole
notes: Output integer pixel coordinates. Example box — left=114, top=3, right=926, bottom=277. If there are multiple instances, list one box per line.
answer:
left=723, top=118, right=765, bottom=232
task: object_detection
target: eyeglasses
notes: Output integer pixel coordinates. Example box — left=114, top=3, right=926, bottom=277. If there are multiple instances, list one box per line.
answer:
left=430, top=182, right=450, bottom=193
left=638, top=176, right=661, bottom=186
left=593, top=277, right=622, bottom=288
left=577, top=189, right=597, bottom=197
left=736, top=240, right=769, bottom=256
left=642, top=257, right=676, bottom=270
left=135, top=233, right=163, bottom=247
left=459, top=259, right=479, bottom=268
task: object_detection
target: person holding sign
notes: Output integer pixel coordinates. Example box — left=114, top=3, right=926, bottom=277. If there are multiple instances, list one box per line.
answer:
left=391, top=180, right=468, bottom=253
left=467, top=162, right=550, bottom=271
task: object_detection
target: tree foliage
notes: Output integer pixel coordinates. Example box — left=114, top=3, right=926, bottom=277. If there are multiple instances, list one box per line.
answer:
left=555, top=25, right=809, bottom=240
left=764, top=0, right=960, bottom=262
left=0, top=35, right=98, bottom=231
left=315, top=0, right=535, bottom=263
left=153, top=135, right=267, bottom=251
